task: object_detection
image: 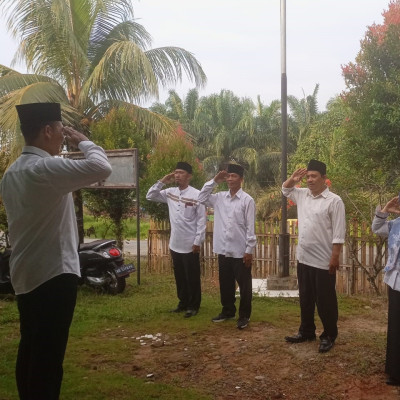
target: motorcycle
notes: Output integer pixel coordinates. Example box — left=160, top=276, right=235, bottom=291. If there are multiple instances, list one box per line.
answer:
left=78, top=239, right=135, bottom=294
left=0, top=239, right=135, bottom=295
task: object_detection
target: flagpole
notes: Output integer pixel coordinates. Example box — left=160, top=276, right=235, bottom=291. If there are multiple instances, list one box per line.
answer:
left=279, top=0, right=289, bottom=277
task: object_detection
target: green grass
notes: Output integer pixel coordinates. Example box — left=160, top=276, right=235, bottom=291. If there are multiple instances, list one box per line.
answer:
left=0, top=268, right=387, bottom=400
left=83, top=214, right=150, bottom=240
left=0, top=272, right=213, bottom=400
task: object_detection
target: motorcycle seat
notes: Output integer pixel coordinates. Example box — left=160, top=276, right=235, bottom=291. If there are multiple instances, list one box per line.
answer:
left=79, top=239, right=117, bottom=251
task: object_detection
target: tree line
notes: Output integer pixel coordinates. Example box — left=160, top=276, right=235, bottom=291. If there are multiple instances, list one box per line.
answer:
left=1, top=0, right=400, bottom=248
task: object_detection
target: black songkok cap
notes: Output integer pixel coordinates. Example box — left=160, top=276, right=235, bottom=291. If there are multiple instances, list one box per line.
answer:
left=227, top=163, right=244, bottom=177
left=307, top=159, right=326, bottom=176
left=175, top=161, right=192, bottom=174
left=16, top=103, right=62, bottom=127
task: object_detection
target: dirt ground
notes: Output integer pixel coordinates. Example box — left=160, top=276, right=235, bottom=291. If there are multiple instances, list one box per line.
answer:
left=120, top=295, right=400, bottom=400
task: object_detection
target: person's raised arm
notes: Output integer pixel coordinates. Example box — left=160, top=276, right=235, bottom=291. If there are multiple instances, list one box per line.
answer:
left=160, top=172, right=175, bottom=185
left=213, top=170, right=229, bottom=184
left=146, top=172, right=175, bottom=203
left=198, top=170, right=228, bottom=207
left=43, top=127, right=112, bottom=194
left=63, top=126, right=90, bottom=148
left=283, top=168, right=307, bottom=188
left=381, top=197, right=400, bottom=214
left=372, top=196, right=400, bottom=237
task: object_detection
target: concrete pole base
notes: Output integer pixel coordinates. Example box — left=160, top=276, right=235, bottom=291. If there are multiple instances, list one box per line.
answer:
left=267, top=275, right=298, bottom=291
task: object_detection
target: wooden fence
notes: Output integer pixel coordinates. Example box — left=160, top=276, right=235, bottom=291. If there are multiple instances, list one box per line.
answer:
left=147, top=219, right=388, bottom=296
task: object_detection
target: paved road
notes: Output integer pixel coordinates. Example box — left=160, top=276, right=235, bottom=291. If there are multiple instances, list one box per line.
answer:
left=122, top=239, right=148, bottom=256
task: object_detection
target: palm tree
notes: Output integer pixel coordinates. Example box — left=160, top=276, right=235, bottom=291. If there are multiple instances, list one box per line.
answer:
left=288, top=84, right=320, bottom=146
left=150, top=89, right=286, bottom=188
left=188, top=90, right=253, bottom=174
left=0, top=0, right=207, bottom=159
left=192, top=92, right=283, bottom=189
left=151, top=89, right=251, bottom=175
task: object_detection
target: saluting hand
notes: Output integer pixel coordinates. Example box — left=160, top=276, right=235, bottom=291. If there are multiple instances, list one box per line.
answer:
left=160, top=172, right=175, bottom=185
left=382, top=197, right=400, bottom=215
left=290, top=168, right=307, bottom=184
left=214, top=170, right=228, bottom=184
left=63, top=126, right=89, bottom=149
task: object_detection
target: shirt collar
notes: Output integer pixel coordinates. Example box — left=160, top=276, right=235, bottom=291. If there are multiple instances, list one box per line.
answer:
left=225, top=188, right=243, bottom=199
left=179, top=185, right=190, bottom=195
left=306, top=186, right=329, bottom=199
left=22, top=146, right=51, bottom=159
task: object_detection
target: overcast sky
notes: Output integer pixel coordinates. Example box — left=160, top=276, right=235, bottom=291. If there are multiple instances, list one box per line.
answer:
left=0, top=0, right=391, bottom=110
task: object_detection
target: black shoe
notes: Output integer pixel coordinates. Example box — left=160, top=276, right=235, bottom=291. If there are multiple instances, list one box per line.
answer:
left=285, top=333, right=316, bottom=343
left=319, top=337, right=334, bottom=353
left=211, top=313, right=235, bottom=323
left=184, top=309, right=198, bottom=318
left=386, top=377, right=400, bottom=386
left=170, top=307, right=185, bottom=313
left=237, top=317, right=249, bottom=330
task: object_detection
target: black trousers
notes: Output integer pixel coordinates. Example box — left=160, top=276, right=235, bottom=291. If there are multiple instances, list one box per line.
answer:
left=386, top=286, right=400, bottom=380
left=16, top=273, right=78, bottom=400
left=297, top=262, right=338, bottom=339
left=218, top=255, right=252, bottom=319
left=170, top=250, right=201, bottom=311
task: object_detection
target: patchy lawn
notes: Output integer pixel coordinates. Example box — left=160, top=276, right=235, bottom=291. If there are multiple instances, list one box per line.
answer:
left=0, top=272, right=397, bottom=400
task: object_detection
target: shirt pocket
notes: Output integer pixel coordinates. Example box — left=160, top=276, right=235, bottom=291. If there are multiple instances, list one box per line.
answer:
left=183, top=203, right=196, bottom=220
left=234, top=204, right=245, bottom=226
left=309, top=207, right=330, bottom=224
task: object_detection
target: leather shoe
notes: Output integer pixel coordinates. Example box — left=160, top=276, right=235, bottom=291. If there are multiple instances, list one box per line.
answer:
left=386, top=377, right=400, bottom=386
left=319, top=337, right=334, bottom=353
left=184, top=309, right=198, bottom=318
left=285, top=333, right=316, bottom=343
left=170, top=307, right=185, bottom=313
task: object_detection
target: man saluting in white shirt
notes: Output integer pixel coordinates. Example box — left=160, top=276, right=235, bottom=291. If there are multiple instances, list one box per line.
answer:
left=146, top=162, right=206, bottom=318
left=198, top=163, right=256, bottom=330
left=0, top=102, right=112, bottom=399
left=282, top=159, right=346, bottom=353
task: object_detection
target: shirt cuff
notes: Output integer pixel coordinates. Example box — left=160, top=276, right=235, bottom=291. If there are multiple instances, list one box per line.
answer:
left=245, top=247, right=254, bottom=254
left=332, top=239, right=345, bottom=244
left=282, top=186, right=294, bottom=196
left=375, top=209, right=389, bottom=219
left=77, top=140, right=94, bottom=151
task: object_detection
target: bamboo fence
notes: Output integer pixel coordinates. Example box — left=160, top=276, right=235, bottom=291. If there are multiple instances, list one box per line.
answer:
left=147, top=219, right=388, bottom=296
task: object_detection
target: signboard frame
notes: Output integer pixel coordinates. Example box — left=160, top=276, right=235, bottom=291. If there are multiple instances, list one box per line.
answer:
left=63, top=148, right=141, bottom=284
left=65, top=148, right=138, bottom=189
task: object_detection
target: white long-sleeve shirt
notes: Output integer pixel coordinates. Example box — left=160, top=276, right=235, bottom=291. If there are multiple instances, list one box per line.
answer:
left=372, top=209, right=400, bottom=291
left=0, top=141, right=112, bottom=294
left=146, top=181, right=206, bottom=253
left=282, top=185, right=346, bottom=270
left=198, top=179, right=256, bottom=258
